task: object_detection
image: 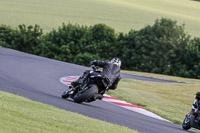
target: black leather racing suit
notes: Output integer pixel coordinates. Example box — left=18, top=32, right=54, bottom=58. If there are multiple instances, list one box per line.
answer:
left=91, top=60, right=121, bottom=90
left=192, top=98, right=200, bottom=112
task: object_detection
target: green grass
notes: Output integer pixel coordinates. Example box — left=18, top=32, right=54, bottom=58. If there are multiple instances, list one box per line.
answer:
left=0, top=91, right=138, bottom=133
left=0, top=0, right=200, bottom=36
left=108, top=76, right=200, bottom=125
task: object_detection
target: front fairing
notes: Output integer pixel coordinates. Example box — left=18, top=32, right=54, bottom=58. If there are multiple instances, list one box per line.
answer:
left=87, top=72, right=106, bottom=91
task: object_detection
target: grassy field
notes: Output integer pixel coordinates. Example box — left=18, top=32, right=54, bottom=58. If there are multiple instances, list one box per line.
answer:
left=0, top=91, right=138, bottom=133
left=0, top=0, right=200, bottom=36
left=108, top=74, right=200, bottom=125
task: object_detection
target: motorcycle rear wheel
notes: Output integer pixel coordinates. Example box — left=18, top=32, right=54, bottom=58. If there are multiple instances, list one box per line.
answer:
left=73, top=84, right=98, bottom=103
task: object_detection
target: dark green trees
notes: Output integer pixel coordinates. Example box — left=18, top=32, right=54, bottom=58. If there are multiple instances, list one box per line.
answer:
left=0, top=25, right=15, bottom=48
left=120, top=18, right=190, bottom=76
left=38, top=23, right=87, bottom=62
left=0, top=24, right=43, bottom=54
left=78, top=23, right=117, bottom=65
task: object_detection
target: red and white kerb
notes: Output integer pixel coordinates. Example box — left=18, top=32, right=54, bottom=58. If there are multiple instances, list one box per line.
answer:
left=60, top=76, right=80, bottom=86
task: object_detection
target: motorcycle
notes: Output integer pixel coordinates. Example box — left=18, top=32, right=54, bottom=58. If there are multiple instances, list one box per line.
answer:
left=61, top=65, right=110, bottom=103
left=182, top=108, right=200, bottom=130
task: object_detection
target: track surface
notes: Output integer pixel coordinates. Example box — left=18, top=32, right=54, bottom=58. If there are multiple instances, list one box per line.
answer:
left=0, top=47, right=198, bottom=133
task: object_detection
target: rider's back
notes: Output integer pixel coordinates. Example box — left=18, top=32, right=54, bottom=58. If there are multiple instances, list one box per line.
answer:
left=101, top=62, right=120, bottom=85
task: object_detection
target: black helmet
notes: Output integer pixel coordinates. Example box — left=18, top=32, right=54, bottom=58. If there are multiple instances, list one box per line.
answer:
left=111, top=58, right=121, bottom=67
left=196, top=92, right=200, bottom=99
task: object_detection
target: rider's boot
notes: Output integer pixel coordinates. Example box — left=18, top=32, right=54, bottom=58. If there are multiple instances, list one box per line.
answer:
left=94, top=93, right=104, bottom=100
left=71, top=79, right=81, bottom=87
left=71, top=70, right=90, bottom=87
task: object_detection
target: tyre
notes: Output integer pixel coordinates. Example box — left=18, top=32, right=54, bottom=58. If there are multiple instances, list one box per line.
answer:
left=182, top=115, right=191, bottom=130
left=61, top=88, right=71, bottom=99
left=73, top=84, right=98, bottom=103
left=190, top=114, right=195, bottom=127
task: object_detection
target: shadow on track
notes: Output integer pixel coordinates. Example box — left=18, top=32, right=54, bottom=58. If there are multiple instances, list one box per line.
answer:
left=62, top=98, right=104, bottom=110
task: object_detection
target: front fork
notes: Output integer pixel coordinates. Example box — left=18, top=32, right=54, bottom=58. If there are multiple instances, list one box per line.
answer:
left=186, top=112, right=193, bottom=118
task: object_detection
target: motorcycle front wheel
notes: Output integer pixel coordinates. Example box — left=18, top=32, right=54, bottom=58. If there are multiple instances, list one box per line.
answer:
left=61, top=88, right=71, bottom=99
left=182, top=114, right=192, bottom=130
left=73, top=84, right=98, bottom=103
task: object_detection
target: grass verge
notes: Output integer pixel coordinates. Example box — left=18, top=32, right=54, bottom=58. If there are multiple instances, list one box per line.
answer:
left=108, top=77, right=200, bottom=125
left=0, top=91, right=138, bottom=133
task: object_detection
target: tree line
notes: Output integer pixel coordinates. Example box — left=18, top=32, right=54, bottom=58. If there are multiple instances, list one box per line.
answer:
left=1, top=18, right=200, bottom=78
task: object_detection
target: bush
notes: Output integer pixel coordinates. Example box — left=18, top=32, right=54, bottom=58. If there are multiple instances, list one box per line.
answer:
left=40, top=23, right=87, bottom=62
left=73, top=53, right=100, bottom=66
left=121, top=18, right=191, bottom=76
left=13, top=24, right=43, bottom=54
left=0, top=25, right=16, bottom=48
left=81, top=24, right=117, bottom=60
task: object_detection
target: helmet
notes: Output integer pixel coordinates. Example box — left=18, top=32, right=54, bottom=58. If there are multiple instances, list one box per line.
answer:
left=196, top=92, right=200, bottom=99
left=111, top=58, right=121, bottom=67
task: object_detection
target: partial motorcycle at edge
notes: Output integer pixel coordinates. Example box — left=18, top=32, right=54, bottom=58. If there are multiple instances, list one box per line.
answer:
left=182, top=108, right=200, bottom=130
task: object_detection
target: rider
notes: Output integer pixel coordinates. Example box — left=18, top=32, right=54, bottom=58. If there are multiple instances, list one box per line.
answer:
left=192, top=92, right=200, bottom=112
left=71, top=58, right=121, bottom=98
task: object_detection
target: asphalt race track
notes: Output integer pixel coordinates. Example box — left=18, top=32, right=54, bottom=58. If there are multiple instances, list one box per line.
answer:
left=0, top=47, right=198, bottom=133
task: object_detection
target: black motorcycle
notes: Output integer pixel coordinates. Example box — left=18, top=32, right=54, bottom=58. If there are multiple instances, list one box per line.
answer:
left=182, top=108, right=200, bottom=130
left=61, top=65, right=110, bottom=103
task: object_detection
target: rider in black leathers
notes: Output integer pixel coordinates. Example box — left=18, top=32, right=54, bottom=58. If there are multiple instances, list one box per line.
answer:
left=71, top=58, right=121, bottom=98
left=192, top=92, right=200, bottom=112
